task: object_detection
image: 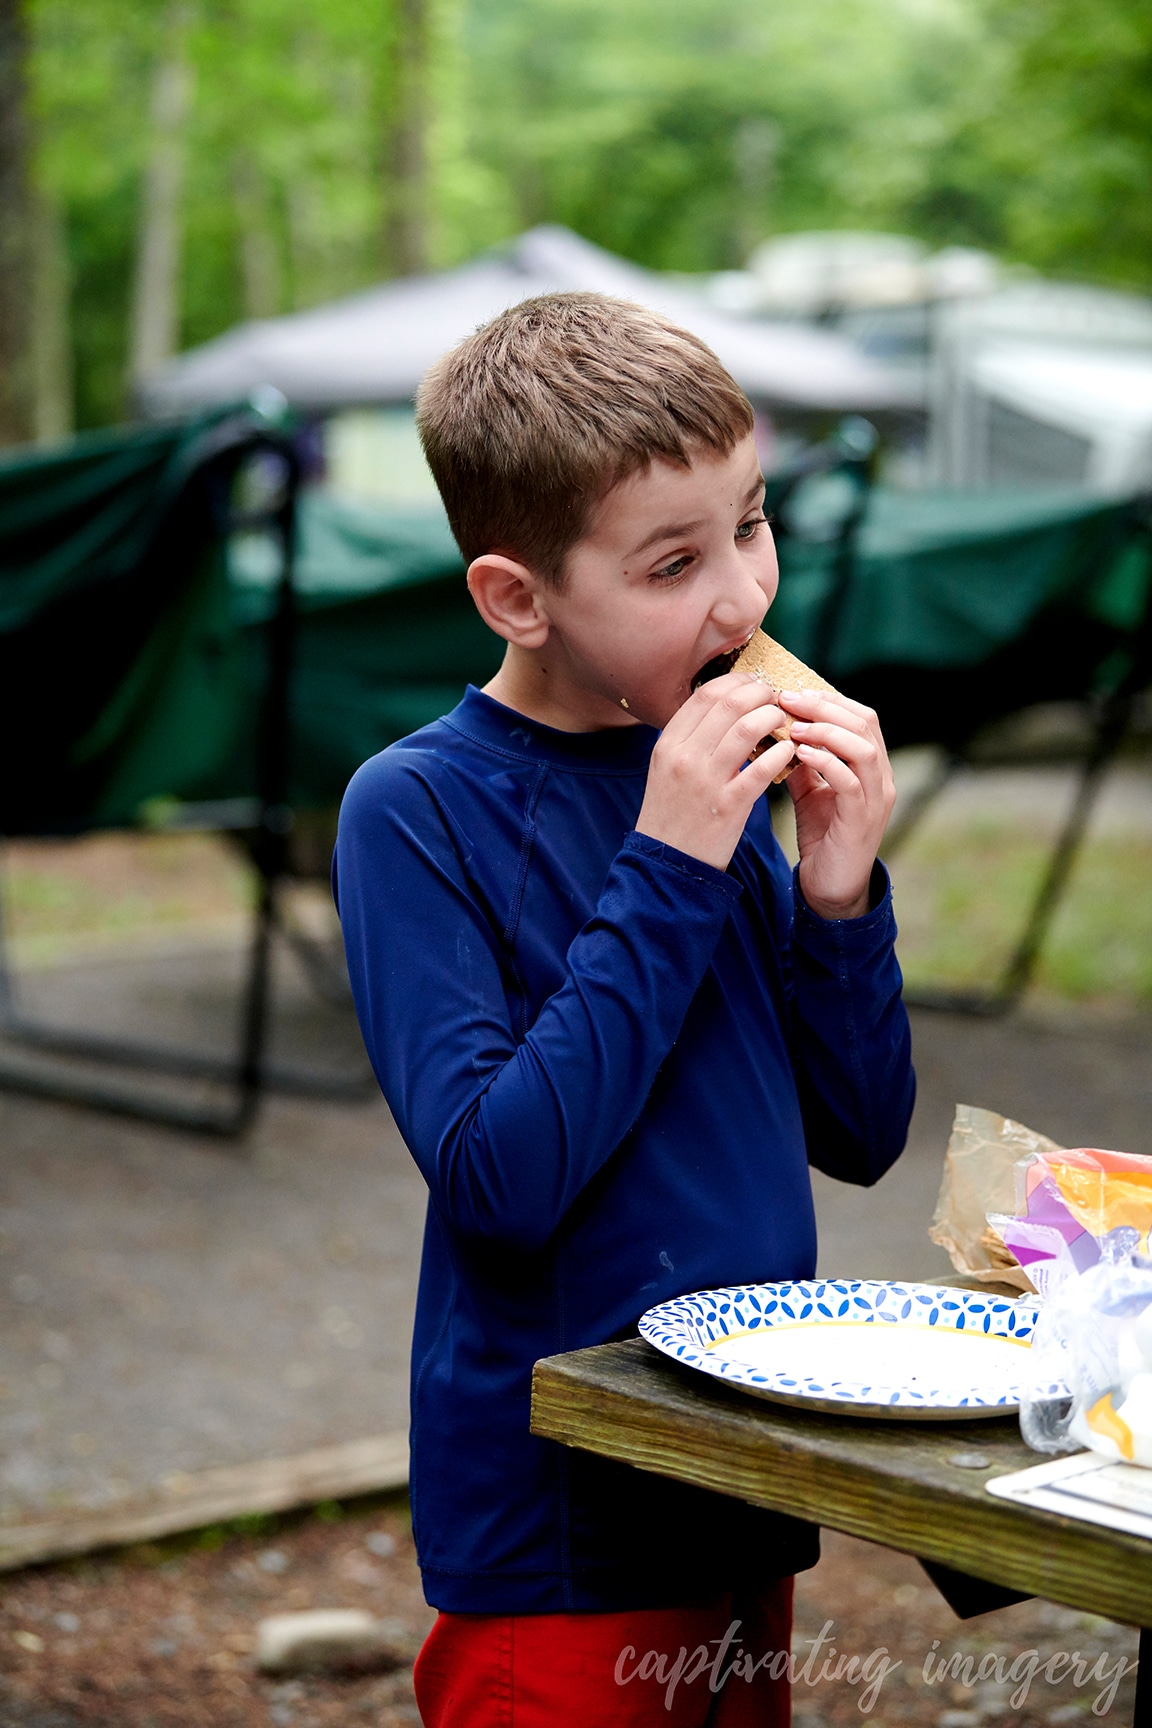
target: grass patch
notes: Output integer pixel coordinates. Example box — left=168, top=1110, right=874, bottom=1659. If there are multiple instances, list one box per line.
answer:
left=7, top=806, right=1152, bottom=1010
left=891, top=825, right=1152, bottom=1006
left=2, top=833, right=252, bottom=961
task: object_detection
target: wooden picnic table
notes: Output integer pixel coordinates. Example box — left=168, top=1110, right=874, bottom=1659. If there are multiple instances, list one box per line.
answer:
left=531, top=1335, right=1151, bottom=1725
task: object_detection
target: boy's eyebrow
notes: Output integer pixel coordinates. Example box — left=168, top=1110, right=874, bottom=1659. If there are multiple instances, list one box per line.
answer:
left=628, top=475, right=767, bottom=558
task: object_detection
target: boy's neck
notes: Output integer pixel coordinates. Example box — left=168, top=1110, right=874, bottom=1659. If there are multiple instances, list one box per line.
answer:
left=482, top=646, right=640, bottom=734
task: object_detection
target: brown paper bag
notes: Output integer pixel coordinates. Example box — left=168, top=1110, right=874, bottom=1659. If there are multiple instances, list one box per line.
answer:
left=928, top=1104, right=1064, bottom=1295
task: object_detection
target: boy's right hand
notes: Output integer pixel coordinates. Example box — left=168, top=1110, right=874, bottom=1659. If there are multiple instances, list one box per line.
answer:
left=635, top=672, right=794, bottom=870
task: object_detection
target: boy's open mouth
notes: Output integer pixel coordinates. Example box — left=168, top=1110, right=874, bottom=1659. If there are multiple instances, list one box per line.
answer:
left=691, top=632, right=756, bottom=690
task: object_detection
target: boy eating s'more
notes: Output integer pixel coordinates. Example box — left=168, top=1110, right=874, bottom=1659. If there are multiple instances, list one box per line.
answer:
left=335, top=293, right=915, bottom=1727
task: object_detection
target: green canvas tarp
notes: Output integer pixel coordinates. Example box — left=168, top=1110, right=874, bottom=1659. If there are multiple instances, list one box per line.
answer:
left=770, top=484, right=1151, bottom=750
left=0, top=409, right=285, bottom=835
left=230, top=496, right=500, bottom=811
left=775, top=487, right=1149, bottom=672
left=231, top=481, right=1149, bottom=797
left=1, top=412, right=1149, bottom=836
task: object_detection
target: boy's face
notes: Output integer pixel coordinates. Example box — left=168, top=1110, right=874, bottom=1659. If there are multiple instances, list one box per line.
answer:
left=534, top=434, right=777, bottom=730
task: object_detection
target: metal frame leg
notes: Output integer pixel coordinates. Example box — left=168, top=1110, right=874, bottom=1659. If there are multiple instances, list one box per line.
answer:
left=880, top=749, right=960, bottom=859
left=272, top=891, right=355, bottom=1008
left=0, top=873, right=278, bottom=1136
left=903, top=694, right=1134, bottom=1017
left=0, top=850, right=374, bottom=1132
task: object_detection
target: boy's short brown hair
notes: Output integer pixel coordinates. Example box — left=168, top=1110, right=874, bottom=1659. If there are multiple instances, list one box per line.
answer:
left=415, top=291, right=753, bottom=585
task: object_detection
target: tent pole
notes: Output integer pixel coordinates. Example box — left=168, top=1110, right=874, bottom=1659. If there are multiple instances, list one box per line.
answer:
left=905, top=698, right=1132, bottom=1017
left=229, top=440, right=299, bottom=1133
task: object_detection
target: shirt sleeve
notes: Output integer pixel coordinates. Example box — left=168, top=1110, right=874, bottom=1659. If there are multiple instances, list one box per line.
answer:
left=788, top=861, right=916, bottom=1187
left=333, top=757, right=743, bottom=1253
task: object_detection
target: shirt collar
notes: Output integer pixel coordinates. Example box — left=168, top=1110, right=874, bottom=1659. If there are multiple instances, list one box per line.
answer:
left=446, top=685, right=659, bottom=771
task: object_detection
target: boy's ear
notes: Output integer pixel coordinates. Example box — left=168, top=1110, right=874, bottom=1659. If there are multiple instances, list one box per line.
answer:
left=466, top=554, right=551, bottom=649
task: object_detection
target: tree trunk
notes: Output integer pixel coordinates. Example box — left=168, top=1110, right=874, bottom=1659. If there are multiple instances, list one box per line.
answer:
left=233, top=151, right=281, bottom=320
left=128, top=2, right=194, bottom=391
left=382, top=0, right=430, bottom=277
left=32, top=188, right=73, bottom=442
left=732, top=117, right=779, bottom=270
left=0, top=0, right=35, bottom=447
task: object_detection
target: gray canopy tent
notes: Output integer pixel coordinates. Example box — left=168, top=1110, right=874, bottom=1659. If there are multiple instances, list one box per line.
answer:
left=140, top=227, right=913, bottom=420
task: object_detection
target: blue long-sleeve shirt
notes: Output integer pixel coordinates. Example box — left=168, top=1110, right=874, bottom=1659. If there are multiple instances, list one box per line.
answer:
left=334, top=685, right=914, bottom=1614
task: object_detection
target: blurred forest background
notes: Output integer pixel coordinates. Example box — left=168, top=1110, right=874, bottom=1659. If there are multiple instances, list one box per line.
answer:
left=1, top=0, right=1151, bottom=442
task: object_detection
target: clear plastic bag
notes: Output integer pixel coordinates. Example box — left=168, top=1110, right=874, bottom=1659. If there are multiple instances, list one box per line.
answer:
left=928, top=1104, right=1060, bottom=1292
left=1020, top=1229, right=1152, bottom=1460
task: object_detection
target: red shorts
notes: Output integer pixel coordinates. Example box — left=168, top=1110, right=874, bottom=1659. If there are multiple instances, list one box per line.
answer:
left=413, top=1577, right=793, bottom=1727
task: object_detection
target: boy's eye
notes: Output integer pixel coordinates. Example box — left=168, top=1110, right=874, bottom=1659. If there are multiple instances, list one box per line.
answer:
left=652, top=555, right=691, bottom=581
left=736, top=516, right=766, bottom=541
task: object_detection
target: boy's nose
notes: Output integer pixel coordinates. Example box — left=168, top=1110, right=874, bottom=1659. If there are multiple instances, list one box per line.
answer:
left=710, top=567, right=771, bottom=638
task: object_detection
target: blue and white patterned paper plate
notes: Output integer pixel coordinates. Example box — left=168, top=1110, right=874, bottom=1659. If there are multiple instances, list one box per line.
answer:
left=639, top=1280, right=1040, bottom=1420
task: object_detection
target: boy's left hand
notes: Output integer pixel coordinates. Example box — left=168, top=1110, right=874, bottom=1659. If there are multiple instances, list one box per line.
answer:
left=779, top=689, right=896, bottom=920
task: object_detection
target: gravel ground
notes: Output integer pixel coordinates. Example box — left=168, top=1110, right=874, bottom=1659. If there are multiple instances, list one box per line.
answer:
left=791, top=1529, right=1139, bottom=1726
left=0, top=1509, right=1137, bottom=1726
left=0, top=1496, right=431, bottom=1727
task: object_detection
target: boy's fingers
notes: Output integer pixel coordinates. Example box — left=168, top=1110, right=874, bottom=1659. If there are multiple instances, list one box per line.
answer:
left=667, top=672, right=779, bottom=747
left=786, top=719, right=881, bottom=780
left=778, top=688, right=884, bottom=742
left=722, top=703, right=789, bottom=764
left=786, top=707, right=893, bottom=804
left=792, top=743, right=863, bottom=796
left=658, top=672, right=744, bottom=746
left=785, top=759, right=834, bottom=800
left=779, top=689, right=871, bottom=731
left=704, top=700, right=793, bottom=778
left=734, top=736, right=796, bottom=795
left=688, top=678, right=787, bottom=757
left=778, top=685, right=874, bottom=717
left=823, top=690, right=881, bottom=727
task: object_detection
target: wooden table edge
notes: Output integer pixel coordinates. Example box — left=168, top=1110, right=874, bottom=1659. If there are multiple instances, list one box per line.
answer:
left=531, top=1339, right=1152, bottom=1632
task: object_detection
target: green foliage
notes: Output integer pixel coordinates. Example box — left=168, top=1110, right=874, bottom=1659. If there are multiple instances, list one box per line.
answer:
left=453, top=0, right=992, bottom=270
left=978, top=0, right=1152, bottom=290
left=30, top=0, right=156, bottom=424
left=23, top=0, right=1152, bottom=429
